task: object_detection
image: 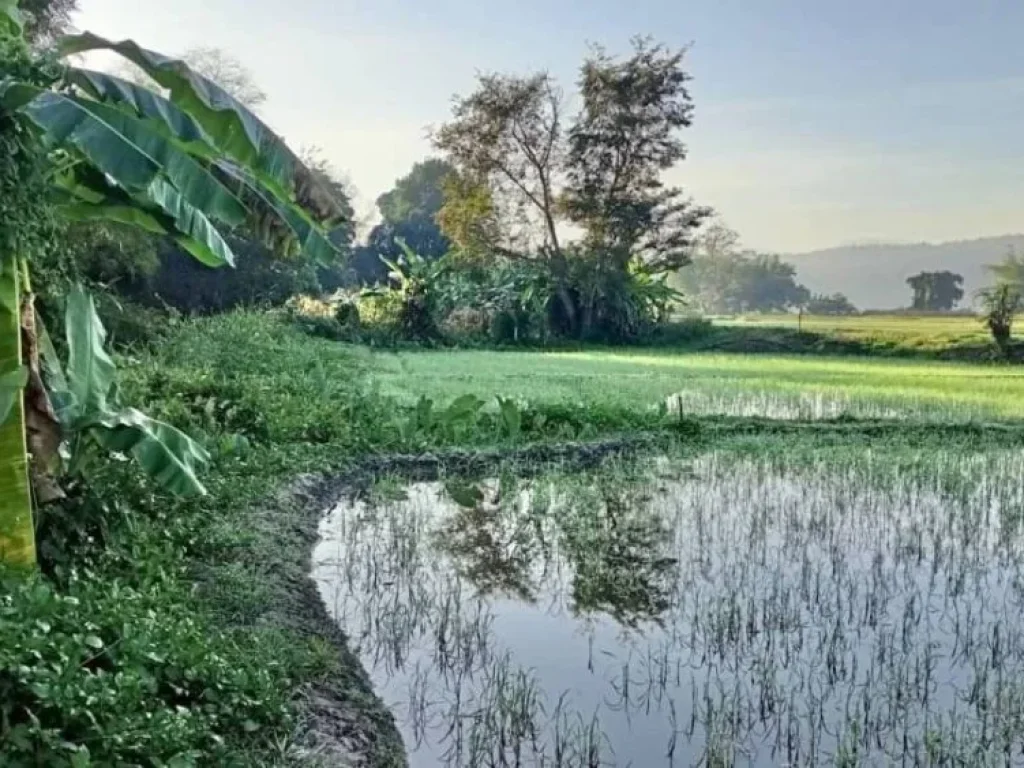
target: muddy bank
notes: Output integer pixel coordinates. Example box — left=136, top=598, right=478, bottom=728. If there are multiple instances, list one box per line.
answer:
left=249, top=434, right=658, bottom=765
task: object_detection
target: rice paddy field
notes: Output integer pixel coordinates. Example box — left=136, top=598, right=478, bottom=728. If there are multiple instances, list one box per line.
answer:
left=718, top=313, right=992, bottom=340
left=370, top=348, right=1024, bottom=423
left=301, top=344, right=1024, bottom=765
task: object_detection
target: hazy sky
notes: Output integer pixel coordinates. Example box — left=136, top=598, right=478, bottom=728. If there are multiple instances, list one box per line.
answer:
left=73, top=0, right=1023, bottom=252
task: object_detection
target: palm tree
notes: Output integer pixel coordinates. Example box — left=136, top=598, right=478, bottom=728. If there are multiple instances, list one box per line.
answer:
left=0, top=3, right=345, bottom=567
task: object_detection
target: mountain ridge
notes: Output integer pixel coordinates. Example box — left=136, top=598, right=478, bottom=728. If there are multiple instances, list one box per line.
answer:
left=783, top=234, right=1024, bottom=310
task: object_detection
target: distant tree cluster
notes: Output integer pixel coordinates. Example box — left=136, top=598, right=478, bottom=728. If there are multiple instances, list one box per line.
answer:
left=906, top=270, right=964, bottom=311
left=805, top=293, right=857, bottom=315
left=345, top=159, right=454, bottom=286
left=670, top=221, right=856, bottom=315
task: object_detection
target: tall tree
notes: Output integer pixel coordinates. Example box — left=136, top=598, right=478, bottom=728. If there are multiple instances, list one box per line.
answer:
left=906, top=271, right=964, bottom=311
left=0, top=6, right=343, bottom=567
left=672, top=222, right=810, bottom=313
left=434, top=37, right=709, bottom=336
left=182, top=46, right=266, bottom=108
left=377, top=158, right=453, bottom=225
left=563, top=38, right=711, bottom=271
left=435, top=72, right=563, bottom=259
left=367, top=158, right=453, bottom=271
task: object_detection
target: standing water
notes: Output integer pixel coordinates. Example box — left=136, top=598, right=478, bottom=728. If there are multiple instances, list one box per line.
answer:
left=313, top=452, right=1024, bottom=766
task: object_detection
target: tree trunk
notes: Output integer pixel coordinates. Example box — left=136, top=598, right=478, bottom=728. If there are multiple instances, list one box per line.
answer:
left=0, top=257, right=35, bottom=569
left=555, top=283, right=578, bottom=338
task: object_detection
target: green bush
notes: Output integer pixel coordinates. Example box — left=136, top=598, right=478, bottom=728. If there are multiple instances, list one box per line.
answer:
left=357, top=290, right=404, bottom=341
left=93, top=295, right=179, bottom=349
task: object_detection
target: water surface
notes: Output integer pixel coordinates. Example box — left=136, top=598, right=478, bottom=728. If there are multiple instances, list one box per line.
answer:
left=313, top=453, right=1024, bottom=766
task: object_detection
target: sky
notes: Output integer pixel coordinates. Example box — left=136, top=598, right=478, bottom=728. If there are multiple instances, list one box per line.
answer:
left=73, top=0, right=1024, bottom=253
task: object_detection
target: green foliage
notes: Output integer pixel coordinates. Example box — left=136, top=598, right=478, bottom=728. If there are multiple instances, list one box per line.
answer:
left=906, top=271, right=964, bottom=311
left=0, top=30, right=59, bottom=274
left=563, top=37, right=712, bottom=272
left=673, top=240, right=810, bottom=315
left=805, top=293, right=857, bottom=315
left=0, top=570, right=301, bottom=766
left=435, top=37, right=708, bottom=339
left=1, top=0, right=24, bottom=34
left=376, top=158, right=453, bottom=226
left=133, top=237, right=322, bottom=314
left=496, top=396, right=522, bottom=441
left=977, top=282, right=1021, bottom=356
left=46, top=286, right=209, bottom=495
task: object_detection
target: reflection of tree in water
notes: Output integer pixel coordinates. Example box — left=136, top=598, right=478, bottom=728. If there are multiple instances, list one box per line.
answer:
left=433, top=473, right=677, bottom=628
left=434, top=490, right=543, bottom=603
left=560, top=482, right=677, bottom=628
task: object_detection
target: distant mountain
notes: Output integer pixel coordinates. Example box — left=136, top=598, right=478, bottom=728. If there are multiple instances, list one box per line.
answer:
left=785, top=235, right=1024, bottom=310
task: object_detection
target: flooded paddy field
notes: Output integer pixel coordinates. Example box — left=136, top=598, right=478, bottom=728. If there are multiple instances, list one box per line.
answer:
left=314, top=449, right=1024, bottom=766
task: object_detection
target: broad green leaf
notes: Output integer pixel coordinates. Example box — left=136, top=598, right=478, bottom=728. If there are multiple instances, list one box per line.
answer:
left=64, top=285, right=116, bottom=424
left=0, top=256, right=33, bottom=569
left=142, top=179, right=235, bottom=267
left=57, top=287, right=209, bottom=496
left=215, top=162, right=338, bottom=265
left=496, top=396, right=522, bottom=440
left=59, top=33, right=294, bottom=199
left=54, top=169, right=235, bottom=267
left=60, top=201, right=168, bottom=236
left=1, top=83, right=160, bottom=191
left=36, top=320, right=71, bottom=427
left=64, top=97, right=247, bottom=227
left=67, top=68, right=215, bottom=151
left=0, top=367, right=27, bottom=426
left=0, top=0, right=23, bottom=35
left=60, top=34, right=350, bottom=226
left=90, top=408, right=209, bottom=496
left=55, top=73, right=339, bottom=264
left=4, top=85, right=247, bottom=234
left=443, top=394, right=485, bottom=429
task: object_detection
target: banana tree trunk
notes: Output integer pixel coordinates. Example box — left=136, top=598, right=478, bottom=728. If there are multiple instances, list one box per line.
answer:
left=0, top=257, right=35, bottom=568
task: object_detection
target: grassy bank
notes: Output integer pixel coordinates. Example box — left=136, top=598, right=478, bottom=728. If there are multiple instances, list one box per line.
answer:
left=4, top=311, right=1024, bottom=766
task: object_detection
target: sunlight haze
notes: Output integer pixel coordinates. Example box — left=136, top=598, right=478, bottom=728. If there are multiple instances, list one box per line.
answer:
left=73, top=0, right=1024, bottom=252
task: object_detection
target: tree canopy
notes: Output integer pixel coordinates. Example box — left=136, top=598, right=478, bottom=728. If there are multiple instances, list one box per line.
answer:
left=671, top=222, right=809, bottom=314
left=906, top=271, right=964, bottom=311
left=434, top=37, right=709, bottom=337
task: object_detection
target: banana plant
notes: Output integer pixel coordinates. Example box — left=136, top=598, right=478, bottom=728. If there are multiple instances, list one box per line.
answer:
left=0, top=2, right=345, bottom=568
left=44, top=286, right=209, bottom=495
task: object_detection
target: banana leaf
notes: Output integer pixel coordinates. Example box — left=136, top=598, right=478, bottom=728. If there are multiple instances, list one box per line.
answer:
left=48, top=287, right=209, bottom=496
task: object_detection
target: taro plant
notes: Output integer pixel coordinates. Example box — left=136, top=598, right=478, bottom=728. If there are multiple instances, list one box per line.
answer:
left=0, top=2, right=344, bottom=567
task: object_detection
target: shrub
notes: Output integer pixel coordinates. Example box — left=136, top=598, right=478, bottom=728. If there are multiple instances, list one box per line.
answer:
left=440, top=307, right=491, bottom=340
left=357, top=290, right=404, bottom=339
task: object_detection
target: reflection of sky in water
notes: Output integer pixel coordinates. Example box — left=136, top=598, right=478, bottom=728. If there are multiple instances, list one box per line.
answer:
left=313, top=453, right=1024, bottom=766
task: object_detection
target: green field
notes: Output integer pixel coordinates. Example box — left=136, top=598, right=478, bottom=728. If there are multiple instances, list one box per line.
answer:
left=715, top=312, right=1006, bottom=348
left=371, top=347, right=1024, bottom=421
